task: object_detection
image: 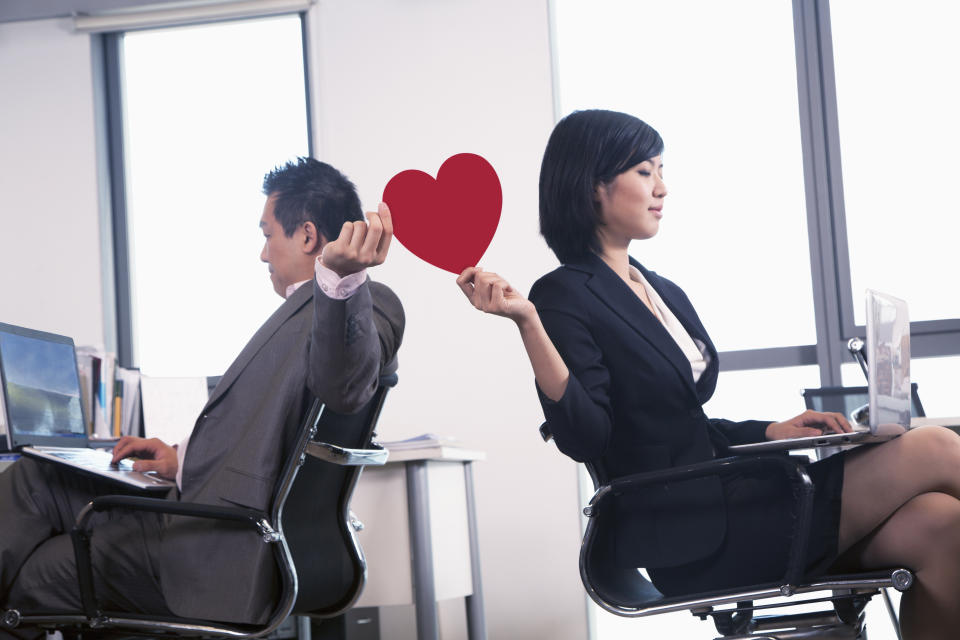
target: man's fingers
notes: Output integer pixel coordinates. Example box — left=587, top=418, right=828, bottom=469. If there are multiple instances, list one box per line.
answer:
left=336, top=221, right=355, bottom=246
left=377, top=202, right=393, bottom=235
left=348, top=220, right=367, bottom=251
left=132, top=459, right=162, bottom=473
left=361, top=213, right=383, bottom=261
left=111, top=436, right=145, bottom=462
left=375, top=203, right=393, bottom=258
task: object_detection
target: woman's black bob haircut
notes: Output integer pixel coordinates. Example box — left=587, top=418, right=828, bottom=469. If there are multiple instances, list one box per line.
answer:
left=539, top=109, right=664, bottom=264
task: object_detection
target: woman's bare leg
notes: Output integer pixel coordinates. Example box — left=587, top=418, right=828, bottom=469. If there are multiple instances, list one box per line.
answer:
left=838, top=426, right=960, bottom=638
left=842, top=492, right=960, bottom=638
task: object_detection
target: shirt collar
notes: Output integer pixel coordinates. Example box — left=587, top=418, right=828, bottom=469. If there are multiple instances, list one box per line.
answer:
left=285, top=279, right=310, bottom=299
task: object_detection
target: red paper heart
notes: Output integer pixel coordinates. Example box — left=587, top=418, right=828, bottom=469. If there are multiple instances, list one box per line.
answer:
left=383, top=153, right=502, bottom=274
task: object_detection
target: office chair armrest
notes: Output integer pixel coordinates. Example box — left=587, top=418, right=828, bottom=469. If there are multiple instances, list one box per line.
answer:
left=304, top=441, right=389, bottom=466
left=586, top=454, right=815, bottom=592
left=73, top=494, right=273, bottom=538
left=69, top=494, right=280, bottom=621
left=591, top=454, right=811, bottom=502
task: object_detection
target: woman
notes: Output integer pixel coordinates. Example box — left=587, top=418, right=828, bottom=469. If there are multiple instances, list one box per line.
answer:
left=458, top=109, right=960, bottom=638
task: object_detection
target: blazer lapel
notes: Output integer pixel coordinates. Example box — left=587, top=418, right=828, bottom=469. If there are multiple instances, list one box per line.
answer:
left=204, top=282, right=314, bottom=410
left=632, top=260, right=720, bottom=401
left=576, top=255, right=699, bottom=399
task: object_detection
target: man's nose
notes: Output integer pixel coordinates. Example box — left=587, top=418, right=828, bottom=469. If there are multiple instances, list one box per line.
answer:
left=260, top=244, right=268, bottom=263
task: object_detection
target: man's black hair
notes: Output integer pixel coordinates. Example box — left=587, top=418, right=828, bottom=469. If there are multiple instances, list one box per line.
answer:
left=539, top=109, right=664, bottom=264
left=262, top=157, right=364, bottom=243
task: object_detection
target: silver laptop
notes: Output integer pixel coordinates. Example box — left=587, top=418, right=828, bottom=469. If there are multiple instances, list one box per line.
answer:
left=729, top=290, right=911, bottom=454
left=0, top=322, right=175, bottom=491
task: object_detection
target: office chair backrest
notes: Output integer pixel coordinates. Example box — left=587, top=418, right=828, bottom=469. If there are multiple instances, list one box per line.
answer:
left=281, top=374, right=397, bottom=617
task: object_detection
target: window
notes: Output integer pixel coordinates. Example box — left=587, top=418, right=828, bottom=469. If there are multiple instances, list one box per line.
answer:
left=553, top=0, right=814, bottom=352
left=114, top=15, right=310, bottom=376
left=831, top=1, right=960, bottom=326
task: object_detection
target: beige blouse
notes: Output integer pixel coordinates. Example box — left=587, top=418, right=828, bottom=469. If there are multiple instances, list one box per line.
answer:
left=628, top=266, right=711, bottom=383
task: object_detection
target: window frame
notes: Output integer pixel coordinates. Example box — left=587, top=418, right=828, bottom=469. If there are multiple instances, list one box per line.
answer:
left=98, top=13, right=314, bottom=369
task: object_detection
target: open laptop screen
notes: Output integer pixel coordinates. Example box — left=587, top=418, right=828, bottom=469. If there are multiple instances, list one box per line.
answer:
left=866, top=290, right=912, bottom=432
left=0, top=322, right=87, bottom=449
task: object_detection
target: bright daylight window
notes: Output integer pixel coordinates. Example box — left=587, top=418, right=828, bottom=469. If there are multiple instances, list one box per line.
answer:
left=121, top=15, right=310, bottom=376
left=831, top=1, right=960, bottom=326
left=553, top=0, right=814, bottom=354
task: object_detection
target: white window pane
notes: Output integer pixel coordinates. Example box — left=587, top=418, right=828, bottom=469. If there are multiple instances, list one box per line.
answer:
left=911, top=357, right=960, bottom=418
left=122, top=16, right=309, bottom=376
left=703, top=365, right=822, bottom=422
left=831, top=2, right=960, bottom=324
left=843, top=356, right=960, bottom=418
left=553, top=0, right=815, bottom=351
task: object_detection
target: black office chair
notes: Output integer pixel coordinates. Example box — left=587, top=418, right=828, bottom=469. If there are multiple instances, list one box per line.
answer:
left=540, top=419, right=914, bottom=639
left=1, top=374, right=399, bottom=639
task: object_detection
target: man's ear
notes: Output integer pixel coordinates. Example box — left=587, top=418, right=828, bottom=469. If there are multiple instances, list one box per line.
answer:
left=302, top=221, right=323, bottom=254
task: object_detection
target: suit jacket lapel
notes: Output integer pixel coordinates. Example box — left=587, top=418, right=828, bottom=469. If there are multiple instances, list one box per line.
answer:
left=632, top=260, right=721, bottom=402
left=204, top=282, right=314, bottom=410
left=577, top=255, right=699, bottom=399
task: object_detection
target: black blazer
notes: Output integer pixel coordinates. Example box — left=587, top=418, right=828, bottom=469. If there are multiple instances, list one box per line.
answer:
left=530, top=254, right=770, bottom=569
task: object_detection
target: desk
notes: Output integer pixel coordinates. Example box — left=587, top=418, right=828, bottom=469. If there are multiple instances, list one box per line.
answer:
left=350, top=447, right=486, bottom=640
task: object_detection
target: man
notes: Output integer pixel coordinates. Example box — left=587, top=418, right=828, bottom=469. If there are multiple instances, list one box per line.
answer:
left=0, top=158, right=404, bottom=631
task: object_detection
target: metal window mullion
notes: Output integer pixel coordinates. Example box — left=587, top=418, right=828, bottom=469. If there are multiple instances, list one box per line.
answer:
left=813, top=0, right=858, bottom=347
left=300, top=11, right=315, bottom=158
left=792, top=0, right=843, bottom=386
left=718, top=346, right=818, bottom=372
left=103, top=33, right=135, bottom=369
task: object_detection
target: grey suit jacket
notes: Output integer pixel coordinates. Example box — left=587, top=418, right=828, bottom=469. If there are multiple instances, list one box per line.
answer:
left=157, top=277, right=404, bottom=623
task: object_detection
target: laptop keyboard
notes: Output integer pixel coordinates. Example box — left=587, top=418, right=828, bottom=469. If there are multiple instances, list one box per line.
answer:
left=41, top=447, right=135, bottom=471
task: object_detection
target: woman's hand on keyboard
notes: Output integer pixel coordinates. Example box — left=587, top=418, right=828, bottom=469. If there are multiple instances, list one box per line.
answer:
left=111, top=436, right=178, bottom=480
left=765, top=410, right=853, bottom=440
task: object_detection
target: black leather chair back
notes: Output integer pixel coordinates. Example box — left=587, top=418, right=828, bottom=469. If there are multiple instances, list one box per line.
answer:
left=282, top=374, right=397, bottom=617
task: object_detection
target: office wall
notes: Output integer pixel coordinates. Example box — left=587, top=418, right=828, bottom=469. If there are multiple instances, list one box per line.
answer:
left=0, top=3, right=589, bottom=638
left=0, top=17, right=106, bottom=348
left=305, top=1, right=588, bottom=638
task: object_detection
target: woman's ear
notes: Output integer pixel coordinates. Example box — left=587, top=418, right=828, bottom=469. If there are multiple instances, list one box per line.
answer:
left=594, top=181, right=608, bottom=205
left=593, top=182, right=609, bottom=207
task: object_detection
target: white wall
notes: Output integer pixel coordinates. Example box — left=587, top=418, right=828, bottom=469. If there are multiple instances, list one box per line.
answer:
left=0, top=17, right=106, bottom=347
left=305, top=1, right=588, bottom=637
left=0, top=3, right=590, bottom=638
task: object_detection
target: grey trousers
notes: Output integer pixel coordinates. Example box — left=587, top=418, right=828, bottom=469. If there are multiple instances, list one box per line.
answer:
left=0, top=458, right=172, bottom=622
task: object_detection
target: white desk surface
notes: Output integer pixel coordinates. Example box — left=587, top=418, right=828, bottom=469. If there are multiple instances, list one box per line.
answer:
left=383, top=445, right=485, bottom=463
left=911, top=417, right=960, bottom=428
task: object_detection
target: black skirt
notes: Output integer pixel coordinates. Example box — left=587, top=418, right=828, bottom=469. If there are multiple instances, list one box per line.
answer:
left=648, top=451, right=846, bottom=596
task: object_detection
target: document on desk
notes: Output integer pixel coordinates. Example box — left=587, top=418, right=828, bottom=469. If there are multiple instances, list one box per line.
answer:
left=140, top=376, right=209, bottom=444
left=378, top=433, right=462, bottom=450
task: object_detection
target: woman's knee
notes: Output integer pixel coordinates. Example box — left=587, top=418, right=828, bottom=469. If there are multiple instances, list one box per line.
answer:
left=900, top=426, right=960, bottom=477
left=856, top=492, right=960, bottom=573
left=907, top=492, right=960, bottom=542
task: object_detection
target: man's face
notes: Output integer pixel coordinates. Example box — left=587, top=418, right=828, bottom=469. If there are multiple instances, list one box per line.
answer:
left=259, top=195, right=314, bottom=297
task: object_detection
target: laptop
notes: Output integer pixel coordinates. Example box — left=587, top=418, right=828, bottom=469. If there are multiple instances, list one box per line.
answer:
left=728, top=289, right=912, bottom=454
left=0, top=322, right=175, bottom=491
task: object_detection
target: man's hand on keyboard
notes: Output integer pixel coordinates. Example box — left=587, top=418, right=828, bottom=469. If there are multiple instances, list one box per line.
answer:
left=111, top=436, right=178, bottom=480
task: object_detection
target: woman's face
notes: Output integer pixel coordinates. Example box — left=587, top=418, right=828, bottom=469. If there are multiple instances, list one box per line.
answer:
left=595, top=155, right=667, bottom=247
